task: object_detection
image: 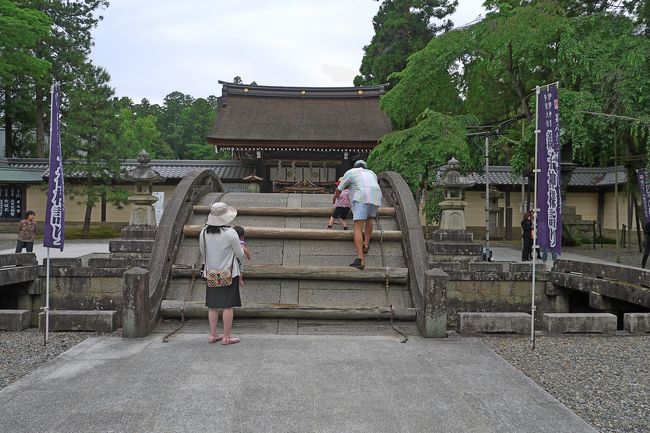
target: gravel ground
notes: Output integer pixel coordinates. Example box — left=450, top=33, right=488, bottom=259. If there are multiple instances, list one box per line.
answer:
left=482, top=335, right=650, bottom=433
left=0, top=329, right=95, bottom=390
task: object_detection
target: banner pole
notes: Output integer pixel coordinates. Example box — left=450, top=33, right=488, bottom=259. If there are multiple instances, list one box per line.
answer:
left=485, top=135, right=490, bottom=261
left=45, top=248, right=50, bottom=345
left=531, top=86, right=541, bottom=350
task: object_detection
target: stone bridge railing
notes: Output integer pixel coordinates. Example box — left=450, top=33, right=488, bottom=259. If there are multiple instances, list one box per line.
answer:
left=378, top=172, right=447, bottom=337
left=551, top=260, right=650, bottom=309
left=122, top=169, right=222, bottom=337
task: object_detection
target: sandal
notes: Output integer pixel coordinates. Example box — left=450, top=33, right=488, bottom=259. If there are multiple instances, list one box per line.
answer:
left=363, top=244, right=369, bottom=254
left=349, top=258, right=364, bottom=270
left=222, top=336, right=240, bottom=345
left=208, top=334, right=223, bottom=344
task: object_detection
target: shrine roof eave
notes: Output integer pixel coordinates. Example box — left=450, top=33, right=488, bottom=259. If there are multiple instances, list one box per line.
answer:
left=208, top=139, right=377, bottom=151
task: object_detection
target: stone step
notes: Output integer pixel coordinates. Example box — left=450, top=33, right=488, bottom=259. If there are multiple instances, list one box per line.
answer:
left=166, top=279, right=410, bottom=309
left=0, top=264, right=39, bottom=286
left=187, top=213, right=399, bottom=230
left=458, top=312, right=531, bottom=335
left=624, top=313, right=650, bottom=334
left=543, top=313, right=617, bottom=334
left=38, top=310, right=118, bottom=333
left=175, top=237, right=406, bottom=268
left=170, top=264, right=408, bottom=283
left=160, top=300, right=416, bottom=321
left=182, top=225, right=403, bottom=241
left=199, top=192, right=390, bottom=209
left=193, top=206, right=396, bottom=217
left=0, top=253, right=37, bottom=267
left=0, top=309, right=31, bottom=331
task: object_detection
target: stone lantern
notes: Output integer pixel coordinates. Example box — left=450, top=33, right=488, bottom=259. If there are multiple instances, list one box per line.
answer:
left=436, top=157, right=474, bottom=231
left=123, top=150, right=165, bottom=227
left=428, top=157, right=482, bottom=261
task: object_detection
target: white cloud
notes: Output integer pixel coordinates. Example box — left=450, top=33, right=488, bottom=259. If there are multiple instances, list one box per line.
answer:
left=91, top=0, right=485, bottom=103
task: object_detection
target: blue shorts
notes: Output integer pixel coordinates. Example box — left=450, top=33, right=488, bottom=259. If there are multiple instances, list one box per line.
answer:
left=352, top=201, right=378, bottom=221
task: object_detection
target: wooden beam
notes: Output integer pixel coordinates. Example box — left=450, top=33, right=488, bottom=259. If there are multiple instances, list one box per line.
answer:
left=183, top=225, right=403, bottom=240
left=192, top=206, right=396, bottom=217
left=171, top=264, right=408, bottom=283
left=160, top=300, right=416, bottom=320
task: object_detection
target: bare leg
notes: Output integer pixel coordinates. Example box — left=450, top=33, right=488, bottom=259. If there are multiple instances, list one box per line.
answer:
left=339, top=218, right=347, bottom=229
left=354, top=220, right=365, bottom=262
left=208, top=308, right=219, bottom=338
left=222, top=307, right=234, bottom=338
left=364, top=218, right=375, bottom=249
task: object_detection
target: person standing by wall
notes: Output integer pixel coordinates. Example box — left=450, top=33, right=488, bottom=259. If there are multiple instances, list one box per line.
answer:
left=16, top=210, right=36, bottom=253
left=334, top=160, right=382, bottom=270
left=521, top=211, right=533, bottom=262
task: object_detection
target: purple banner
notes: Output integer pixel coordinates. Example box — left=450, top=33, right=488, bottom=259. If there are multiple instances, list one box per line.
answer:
left=637, top=169, right=650, bottom=224
left=43, top=83, right=65, bottom=251
left=536, top=84, right=562, bottom=254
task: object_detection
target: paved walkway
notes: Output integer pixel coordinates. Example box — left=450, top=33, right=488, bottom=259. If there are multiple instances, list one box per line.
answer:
left=0, top=332, right=596, bottom=433
left=489, top=246, right=611, bottom=264
left=0, top=239, right=110, bottom=262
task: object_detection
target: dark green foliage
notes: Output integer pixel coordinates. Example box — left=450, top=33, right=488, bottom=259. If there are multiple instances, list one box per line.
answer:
left=368, top=110, right=481, bottom=223
left=65, top=225, right=120, bottom=239
left=156, top=92, right=219, bottom=159
left=354, top=0, right=457, bottom=87
left=63, top=64, right=127, bottom=234
left=376, top=3, right=650, bottom=174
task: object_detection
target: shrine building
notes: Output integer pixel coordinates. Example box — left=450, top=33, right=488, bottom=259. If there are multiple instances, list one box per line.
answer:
left=207, top=81, right=392, bottom=193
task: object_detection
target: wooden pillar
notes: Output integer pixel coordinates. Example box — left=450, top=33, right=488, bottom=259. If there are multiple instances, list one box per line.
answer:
left=255, top=150, right=266, bottom=193
left=505, top=190, right=512, bottom=240
left=597, top=190, right=605, bottom=233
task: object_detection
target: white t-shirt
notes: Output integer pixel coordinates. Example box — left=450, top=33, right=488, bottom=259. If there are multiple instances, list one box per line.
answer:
left=199, top=227, right=245, bottom=278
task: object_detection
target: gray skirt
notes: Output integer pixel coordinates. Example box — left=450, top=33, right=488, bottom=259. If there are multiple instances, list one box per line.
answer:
left=205, top=277, right=241, bottom=309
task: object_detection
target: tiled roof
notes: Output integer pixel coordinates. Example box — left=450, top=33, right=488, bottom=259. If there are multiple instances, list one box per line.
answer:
left=465, top=166, right=627, bottom=187
left=6, top=158, right=255, bottom=182
left=4, top=158, right=628, bottom=187
left=208, top=83, right=392, bottom=144
left=0, top=167, right=44, bottom=183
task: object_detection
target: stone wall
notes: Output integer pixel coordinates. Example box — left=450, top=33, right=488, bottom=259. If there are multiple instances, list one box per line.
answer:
left=39, top=257, right=127, bottom=326
left=430, top=261, right=549, bottom=328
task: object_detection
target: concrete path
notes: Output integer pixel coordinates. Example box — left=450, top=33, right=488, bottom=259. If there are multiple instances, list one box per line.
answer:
left=0, top=333, right=596, bottom=433
left=490, top=246, right=611, bottom=265
left=0, top=240, right=110, bottom=262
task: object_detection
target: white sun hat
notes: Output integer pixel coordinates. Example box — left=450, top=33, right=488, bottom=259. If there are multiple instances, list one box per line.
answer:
left=206, top=202, right=237, bottom=226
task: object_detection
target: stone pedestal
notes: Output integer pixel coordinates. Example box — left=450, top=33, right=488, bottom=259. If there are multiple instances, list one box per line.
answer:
left=109, top=150, right=165, bottom=268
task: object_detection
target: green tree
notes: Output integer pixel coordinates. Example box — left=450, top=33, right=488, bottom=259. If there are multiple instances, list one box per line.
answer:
left=0, top=0, right=51, bottom=155
left=354, top=0, right=457, bottom=87
left=157, top=92, right=219, bottom=158
left=369, top=110, right=481, bottom=222
left=116, top=107, right=174, bottom=159
left=369, top=2, right=650, bottom=219
left=15, top=0, right=109, bottom=157
left=63, top=64, right=125, bottom=234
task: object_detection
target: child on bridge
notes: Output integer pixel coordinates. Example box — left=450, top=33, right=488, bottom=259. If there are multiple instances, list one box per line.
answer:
left=326, top=178, right=351, bottom=230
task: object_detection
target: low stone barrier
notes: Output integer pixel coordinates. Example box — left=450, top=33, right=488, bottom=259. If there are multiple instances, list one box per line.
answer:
left=38, top=310, right=117, bottom=332
left=543, top=313, right=617, bottom=334
left=624, top=313, right=650, bottom=334
left=458, top=312, right=531, bottom=335
left=0, top=310, right=30, bottom=331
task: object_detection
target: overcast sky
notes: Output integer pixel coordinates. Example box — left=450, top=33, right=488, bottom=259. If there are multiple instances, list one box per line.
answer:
left=90, top=0, right=485, bottom=104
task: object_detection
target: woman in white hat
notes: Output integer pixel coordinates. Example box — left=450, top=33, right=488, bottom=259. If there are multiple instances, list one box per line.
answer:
left=199, top=202, right=250, bottom=345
